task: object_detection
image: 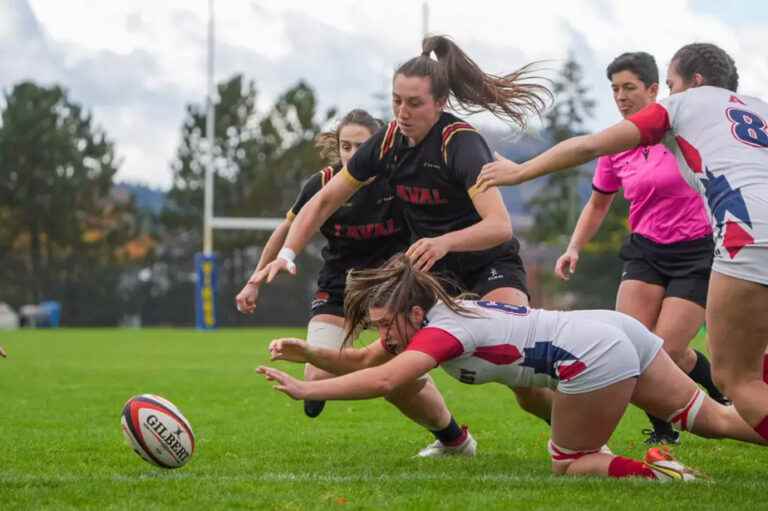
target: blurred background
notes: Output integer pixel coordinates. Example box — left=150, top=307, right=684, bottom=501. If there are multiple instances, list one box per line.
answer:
left=1, top=0, right=765, bottom=327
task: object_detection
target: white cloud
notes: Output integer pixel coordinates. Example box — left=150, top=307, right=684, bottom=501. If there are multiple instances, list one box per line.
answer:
left=0, top=0, right=764, bottom=189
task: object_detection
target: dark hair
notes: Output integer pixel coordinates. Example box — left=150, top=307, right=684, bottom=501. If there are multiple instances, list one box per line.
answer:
left=605, top=52, right=659, bottom=87
left=314, top=109, right=383, bottom=165
left=671, top=43, right=739, bottom=92
left=343, top=254, right=476, bottom=347
left=395, top=35, right=551, bottom=128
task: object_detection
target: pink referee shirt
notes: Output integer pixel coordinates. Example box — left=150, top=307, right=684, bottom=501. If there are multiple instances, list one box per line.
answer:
left=592, top=144, right=712, bottom=244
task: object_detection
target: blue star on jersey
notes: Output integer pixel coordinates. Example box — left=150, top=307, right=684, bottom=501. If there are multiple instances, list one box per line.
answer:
left=520, top=341, right=586, bottom=381
left=701, top=168, right=752, bottom=229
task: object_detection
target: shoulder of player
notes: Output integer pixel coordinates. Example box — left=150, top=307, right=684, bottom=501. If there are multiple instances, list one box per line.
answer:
left=438, top=115, right=483, bottom=163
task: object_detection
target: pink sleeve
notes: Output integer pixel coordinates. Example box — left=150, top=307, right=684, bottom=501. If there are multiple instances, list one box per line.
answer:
left=404, top=327, right=464, bottom=364
left=592, top=155, right=620, bottom=194
left=627, top=103, right=671, bottom=146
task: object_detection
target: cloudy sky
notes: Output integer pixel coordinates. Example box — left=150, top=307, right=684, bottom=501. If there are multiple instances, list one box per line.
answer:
left=2, top=0, right=767, bottom=189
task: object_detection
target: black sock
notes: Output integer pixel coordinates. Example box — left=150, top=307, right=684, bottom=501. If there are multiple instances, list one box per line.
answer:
left=688, top=350, right=728, bottom=403
left=431, top=416, right=464, bottom=445
left=646, top=413, right=675, bottom=435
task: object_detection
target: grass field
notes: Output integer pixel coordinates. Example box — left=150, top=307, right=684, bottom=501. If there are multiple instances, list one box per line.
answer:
left=0, top=328, right=764, bottom=510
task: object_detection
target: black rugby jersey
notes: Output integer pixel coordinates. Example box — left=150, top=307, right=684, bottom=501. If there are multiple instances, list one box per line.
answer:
left=343, top=112, right=522, bottom=273
left=288, top=164, right=409, bottom=270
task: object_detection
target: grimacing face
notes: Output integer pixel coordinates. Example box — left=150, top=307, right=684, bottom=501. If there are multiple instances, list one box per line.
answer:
left=610, top=69, right=658, bottom=118
left=368, top=305, right=425, bottom=354
left=338, top=123, right=373, bottom=167
left=392, top=74, right=445, bottom=145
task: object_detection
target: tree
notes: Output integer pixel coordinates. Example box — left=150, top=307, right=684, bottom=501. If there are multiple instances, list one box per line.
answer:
left=0, top=81, right=144, bottom=323
left=156, top=76, right=334, bottom=326
left=526, top=54, right=596, bottom=242
left=523, top=55, right=630, bottom=308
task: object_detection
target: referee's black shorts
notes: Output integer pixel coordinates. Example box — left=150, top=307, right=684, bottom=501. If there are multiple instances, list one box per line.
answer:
left=619, top=233, right=714, bottom=308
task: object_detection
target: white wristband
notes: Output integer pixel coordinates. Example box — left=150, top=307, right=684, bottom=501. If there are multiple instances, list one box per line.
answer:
left=277, top=247, right=297, bottom=271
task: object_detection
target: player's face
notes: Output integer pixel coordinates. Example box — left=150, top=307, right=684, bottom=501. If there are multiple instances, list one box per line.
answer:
left=369, top=305, right=425, bottom=353
left=610, top=70, right=658, bottom=118
left=666, top=60, right=696, bottom=95
left=338, top=123, right=373, bottom=167
left=392, top=74, right=446, bottom=145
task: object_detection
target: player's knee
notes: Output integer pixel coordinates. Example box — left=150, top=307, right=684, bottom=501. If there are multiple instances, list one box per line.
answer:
left=551, top=460, right=570, bottom=476
left=663, top=344, right=688, bottom=366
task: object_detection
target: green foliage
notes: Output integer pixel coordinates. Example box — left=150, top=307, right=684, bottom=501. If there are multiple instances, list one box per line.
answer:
left=0, top=81, right=142, bottom=323
left=526, top=55, right=595, bottom=243
left=524, top=56, right=631, bottom=308
left=157, top=76, right=334, bottom=326
left=0, top=328, right=763, bottom=510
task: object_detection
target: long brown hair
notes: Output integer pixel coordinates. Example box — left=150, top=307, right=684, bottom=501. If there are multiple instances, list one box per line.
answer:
left=671, top=43, right=739, bottom=92
left=395, top=35, right=551, bottom=128
left=343, top=254, right=477, bottom=346
left=314, top=109, right=383, bottom=165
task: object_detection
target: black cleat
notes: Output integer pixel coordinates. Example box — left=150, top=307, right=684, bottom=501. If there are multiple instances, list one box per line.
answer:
left=642, top=428, right=681, bottom=446
left=304, top=400, right=326, bottom=418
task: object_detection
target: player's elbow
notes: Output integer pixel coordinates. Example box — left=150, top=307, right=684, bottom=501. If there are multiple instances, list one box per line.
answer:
left=373, top=377, right=397, bottom=396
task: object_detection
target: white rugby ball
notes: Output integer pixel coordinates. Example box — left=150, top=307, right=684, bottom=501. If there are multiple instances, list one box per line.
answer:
left=121, top=394, right=195, bottom=469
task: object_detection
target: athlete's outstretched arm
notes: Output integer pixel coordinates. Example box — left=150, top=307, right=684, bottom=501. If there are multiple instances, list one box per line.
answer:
left=258, top=351, right=436, bottom=401
left=268, top=337, right=394, bottom=374
left=235, top=218, right=291, bottom=313
left=476, top=120, right=642, bottom=189
left=252, top=173, right=358, bottom=283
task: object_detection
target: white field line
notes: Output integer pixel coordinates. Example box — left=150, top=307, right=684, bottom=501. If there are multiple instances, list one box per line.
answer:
left=0, top=472, right=587, bottom=485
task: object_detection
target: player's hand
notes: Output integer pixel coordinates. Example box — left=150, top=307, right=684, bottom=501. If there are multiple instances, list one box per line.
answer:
left=256, top=366, right=307, bottom=400
left=476, top=152, right=527, bottom=192
left=269, top=338, right=310, bottom=363
left=0, top=345, right=6, bottom=358
left=554, top=248, right=579, bottom=281
left=253, top=258, right=297, bottom=286
left=406, top=237, right=449, bottom=272
left=235, top=282, right=260, bottom=314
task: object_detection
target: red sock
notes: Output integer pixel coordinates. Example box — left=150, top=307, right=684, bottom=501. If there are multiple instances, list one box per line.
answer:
left=608, top=456, right=656, bottom=479
left=754, top=416, right=768, bottom=441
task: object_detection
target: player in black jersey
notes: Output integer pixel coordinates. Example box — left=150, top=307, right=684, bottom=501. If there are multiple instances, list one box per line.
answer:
left=237, top=109, right=475, bottom=456
left=253, top=36, right=556, bottom=447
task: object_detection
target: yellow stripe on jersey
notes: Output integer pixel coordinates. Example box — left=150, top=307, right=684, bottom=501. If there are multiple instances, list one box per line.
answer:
left=339, top=166, right=366, bottom=190
left=286, top=210, right=296, bottom=221
left=467, top=184, right=483, bottom=199
left=441, top=122, right=477, bottom=164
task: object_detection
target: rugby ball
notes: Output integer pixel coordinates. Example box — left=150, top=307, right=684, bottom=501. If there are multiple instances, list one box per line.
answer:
left=121, top=394, right=195, bottom=469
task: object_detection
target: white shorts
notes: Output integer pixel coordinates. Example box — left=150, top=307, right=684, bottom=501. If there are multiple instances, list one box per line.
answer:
left=711, top=188, right=768, bottom=286
left=554, top=310, right=664, bottom=395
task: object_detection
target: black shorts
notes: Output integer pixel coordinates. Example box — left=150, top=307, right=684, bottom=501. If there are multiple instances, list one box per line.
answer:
left=434, top=242, right=529, bottom=299
left=310, top=266, right=346, bottom=318
left=619, top=234, right=714, bottom=308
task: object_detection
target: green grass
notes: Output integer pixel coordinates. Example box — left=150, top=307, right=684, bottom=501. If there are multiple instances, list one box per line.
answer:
left=0, top=328, right=763, bottom=510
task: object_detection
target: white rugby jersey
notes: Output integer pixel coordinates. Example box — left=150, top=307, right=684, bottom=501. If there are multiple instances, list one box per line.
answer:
left=628, top=86, right=768, bottom=259
left=402, top=301, right=610, bottom=389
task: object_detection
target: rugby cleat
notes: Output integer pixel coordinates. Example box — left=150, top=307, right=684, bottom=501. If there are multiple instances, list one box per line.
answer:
left=417, top=426, right=477, bottom=458
left=643, top=447, right=699, bottom=481
left=303, top=399, right=326, bottom=418
left=642, top=428, right=680, bottom=446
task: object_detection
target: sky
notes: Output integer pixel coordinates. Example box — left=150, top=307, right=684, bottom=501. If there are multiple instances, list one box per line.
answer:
left=1, top=0, right=767, bottom=190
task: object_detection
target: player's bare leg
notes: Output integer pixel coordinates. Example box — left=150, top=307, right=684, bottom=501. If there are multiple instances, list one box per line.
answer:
left=632, top=348, right=766, bottom=445
left=303, top=315, right=346, bottom=417
left=707, top=272, right=768, bottom=432
left=549, top=379, right=634, bottom=476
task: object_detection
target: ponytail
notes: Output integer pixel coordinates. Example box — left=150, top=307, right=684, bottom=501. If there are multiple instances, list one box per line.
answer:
left=395, top=35, right=551, bottom=128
